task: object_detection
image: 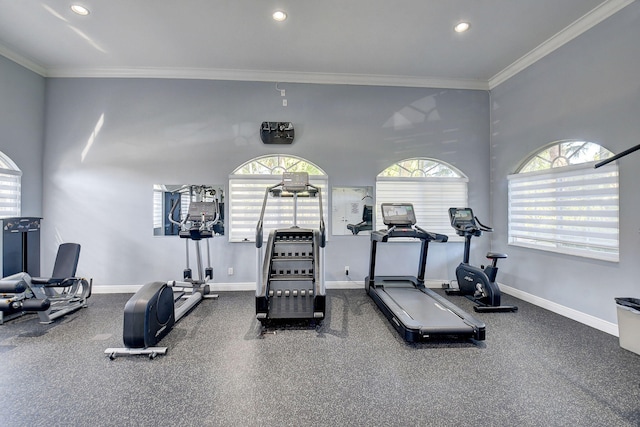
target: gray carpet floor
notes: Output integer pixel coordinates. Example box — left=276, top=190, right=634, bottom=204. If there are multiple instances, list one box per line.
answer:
left=1, top=289, right=639, bottom=426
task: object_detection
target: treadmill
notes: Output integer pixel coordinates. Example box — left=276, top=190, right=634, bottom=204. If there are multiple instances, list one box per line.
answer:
left=365, top=203, right=486, bottom=342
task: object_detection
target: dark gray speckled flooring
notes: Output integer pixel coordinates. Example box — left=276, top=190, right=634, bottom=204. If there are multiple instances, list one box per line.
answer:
left=1, top=289, right=639, bottom=426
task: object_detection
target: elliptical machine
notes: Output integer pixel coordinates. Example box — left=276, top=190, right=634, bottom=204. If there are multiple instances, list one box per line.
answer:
left=445, top=207, right=517, bottom=313
left=105, top=186, right=221, bottom=359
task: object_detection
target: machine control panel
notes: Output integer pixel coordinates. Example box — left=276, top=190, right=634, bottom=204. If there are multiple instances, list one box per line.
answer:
left=381, top=203, right=417, bottom=227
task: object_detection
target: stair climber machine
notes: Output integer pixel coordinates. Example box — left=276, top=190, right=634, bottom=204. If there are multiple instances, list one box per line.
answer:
left=105, top=187, right=221, bottom=359
left=255, top=172, right=326, bottom=325
left=444, top=207, right=517, bottom=313
left=366, top=203, right=485, bottom=342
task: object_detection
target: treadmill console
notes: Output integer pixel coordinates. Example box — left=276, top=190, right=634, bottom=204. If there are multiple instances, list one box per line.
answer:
left=381, top=203, right=416, bottom=227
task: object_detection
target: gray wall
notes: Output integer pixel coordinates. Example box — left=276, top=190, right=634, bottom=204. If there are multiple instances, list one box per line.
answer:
left=4, top=3, right=636, bottom=329
left=0, top=56, right=45, bottom=216
left=490, top=2, right=640, bottom=324
left=42, top=79, right=490, bottom=286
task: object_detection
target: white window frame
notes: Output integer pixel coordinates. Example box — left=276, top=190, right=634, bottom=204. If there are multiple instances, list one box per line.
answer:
left=375, top=158, right=468, bottom=241
left=508, top=161, right=619, bottom=262
left=229, top=156, right=328, bottom=243
left=0, top=152, right=21, bottom=218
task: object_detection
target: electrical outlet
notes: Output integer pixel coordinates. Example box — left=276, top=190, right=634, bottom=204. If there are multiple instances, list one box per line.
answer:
left=282, top=99, right=288, bottom=107
left=228, top=267, right=233, bottom=275
left=345, top=266, right=349, bottom=276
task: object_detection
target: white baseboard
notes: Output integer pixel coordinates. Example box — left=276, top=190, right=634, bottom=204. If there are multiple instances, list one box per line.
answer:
left=93, top=279, right=450, bottom=294
left=499, top=284, right=618, bottom=337
left=91, top=280, right=365, bottom=294
left=92, top=280, right=618, bottom=336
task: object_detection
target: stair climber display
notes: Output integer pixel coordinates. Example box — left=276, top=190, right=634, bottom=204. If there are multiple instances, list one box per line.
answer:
left=255, top=172, right=326, bottom=324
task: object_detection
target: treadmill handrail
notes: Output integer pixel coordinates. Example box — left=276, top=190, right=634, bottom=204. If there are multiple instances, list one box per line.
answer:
left=372, top=225, right=448, bottom=243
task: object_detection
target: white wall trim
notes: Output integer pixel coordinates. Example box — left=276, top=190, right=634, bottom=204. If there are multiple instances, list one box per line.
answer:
left=92, top=281, right=365, bottom=294
left=43, top=66, right=489, bottom=90
left=499, top=284, right=619, bottom=337
left=0, top=43, right=46, bottom=76
left=489, top=0, right=635, bottom=89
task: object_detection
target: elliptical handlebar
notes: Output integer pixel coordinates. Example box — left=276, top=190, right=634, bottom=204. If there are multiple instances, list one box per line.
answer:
left=168, top=198, right=189, bottom=228
left=168, top=195, right=220, bottom=239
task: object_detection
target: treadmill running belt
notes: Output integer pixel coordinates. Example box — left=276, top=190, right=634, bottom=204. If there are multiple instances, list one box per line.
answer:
left=383, top=287, right=472, bottom=331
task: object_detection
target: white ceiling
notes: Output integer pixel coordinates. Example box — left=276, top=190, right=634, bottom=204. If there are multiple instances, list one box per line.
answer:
left=0, top=0, right=634, bottom=90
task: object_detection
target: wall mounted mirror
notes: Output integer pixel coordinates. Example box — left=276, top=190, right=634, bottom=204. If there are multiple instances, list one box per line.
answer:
left=331, top=186, right=373, bottom=236
left=153, top=184, right=225, bottom=236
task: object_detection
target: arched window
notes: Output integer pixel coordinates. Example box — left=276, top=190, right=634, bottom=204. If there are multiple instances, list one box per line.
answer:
left=0, top=151, right=22, bottom=218
left=508, top=140, right=618, bottom=261
left=376, top=158, right=468, bottom=238
left=229, top=155, right=328, bottom=242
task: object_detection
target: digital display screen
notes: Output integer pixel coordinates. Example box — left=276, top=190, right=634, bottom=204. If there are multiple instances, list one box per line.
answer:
left=381, top=203, right=416, bottom=226
left=454, top=209, right=473, bottom=221
left=449, top=207, right=474, bottom=227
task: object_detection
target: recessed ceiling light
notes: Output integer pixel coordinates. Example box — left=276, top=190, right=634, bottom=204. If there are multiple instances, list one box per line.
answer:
left=272, top=10, right=287, bottom=22
left=454, top=21, right=470, bottom=33
left=70, top=4, right=90, bottom=16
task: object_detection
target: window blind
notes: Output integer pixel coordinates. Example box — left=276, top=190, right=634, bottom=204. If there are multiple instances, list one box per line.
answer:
left=508, top=162, right=619, bottom=262
left=229, top=176, right=328, bottom=242
left=0, top=169, right=21, bottom=218
left=375, top=177, right=468, bottom=241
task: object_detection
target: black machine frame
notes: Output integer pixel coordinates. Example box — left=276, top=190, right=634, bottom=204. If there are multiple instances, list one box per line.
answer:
left=366, top=203, right=485, bottom=342
left=255, top=172, right=326, bottom=324
left=105, top=188, right=221, bottom=359
left=446, top=207, right=517, bottom=313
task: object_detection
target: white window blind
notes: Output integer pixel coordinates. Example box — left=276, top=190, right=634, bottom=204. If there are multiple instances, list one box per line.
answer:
left=375, top=177, right=468, bottom=240
left=152, top=186, right=163, bottom=230
left=229, top=176, right=328, bottom=242
left=508, top=162, right=619, bottom=262
left=0, top=169, right=21, bottom=218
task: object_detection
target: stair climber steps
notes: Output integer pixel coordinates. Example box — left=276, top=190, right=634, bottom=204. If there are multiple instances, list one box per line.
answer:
left=267, top=280, right=316, bottom=319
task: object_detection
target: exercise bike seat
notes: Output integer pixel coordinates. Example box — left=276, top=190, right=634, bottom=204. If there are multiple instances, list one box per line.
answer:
left=486, top=252, right=508, bottom=260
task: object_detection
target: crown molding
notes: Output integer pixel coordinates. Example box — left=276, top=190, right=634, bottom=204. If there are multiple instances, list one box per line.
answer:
left=0, top=43, right=46, bottom=76
left=489, top=0, right=635, bottom=89
left=1, top=0, right=634, bottom=91
left=44, top=66, right=490, bottom=90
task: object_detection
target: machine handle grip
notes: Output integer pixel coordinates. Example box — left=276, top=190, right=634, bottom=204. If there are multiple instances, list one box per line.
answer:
left=415, top=226, right=448, bottom=242
left=168, top=198, right=189, bottom=228
left=319, top=219, right=326, bottom=248
left=474, top=216, right=493, bottom=232
left=256, top=220, right=263, bottom=248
